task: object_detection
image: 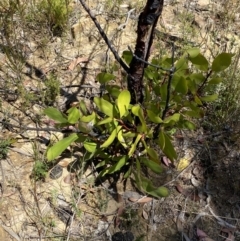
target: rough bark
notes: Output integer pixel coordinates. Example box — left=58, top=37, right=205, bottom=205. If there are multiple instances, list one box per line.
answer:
left=127, top=0, right=164, bottom=104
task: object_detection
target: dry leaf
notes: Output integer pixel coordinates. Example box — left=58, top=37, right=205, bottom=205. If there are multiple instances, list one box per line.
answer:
left=162, top=156, right=171, bottom=167
left=63, top=174, right=72, bottom=184
left=175, top=184, right=200, bottom=202
left=115, top=205, right=124, bottom=227
left=177, top=158, right=190, bottom=171
left=58, top=159, right=72, bottom=167
left=176, top=211, right=185, bottom=232
left=191, top=176, right=202, bottom=187
left=68, top=57, right=89, bottom=71
left=142, top=209, right=149, bottom=220
left=128, top=196, right=152, bottom=203
left=197, top=228, right=208, bottom=239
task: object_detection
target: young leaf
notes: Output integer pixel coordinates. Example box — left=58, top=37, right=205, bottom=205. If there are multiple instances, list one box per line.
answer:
left=96, top=72, right=115, bottom=84
left=100, top=128, right=117, bottom=148
left=128, top=134, right=142, bottom=157
left=140, top=157, right=162, bottom=174
left=83, top=142, right=97, bottom=153
left=164, top=113, right=180, bottom=124
left=97, top=117, right=113, bottom=125
left=117, top=128, right=128, bottom=148
left=175, top=76, right=188, bottom=94
left=186, top=47, right=200, bottom=58
left=44, top=107, right=68, bottom=123
left=79, top=100, right=88, bottom=115
left=122, top=50, right=133, bottom=65
left=208, top=77, right=223, bottom=84
left=94, top=97, right=114, bottom=117
left=212, top=53, right=232, bottom=72
left=47, top=133, right=79, bottom=161
left=80, top=112, right=95, bottom=122
left=200, top=94, right=218, bottom=102
left=117, top=90, right=131, bottom=118
left=132, top=105, right=147, bottom=132
left=67, top=106, right=81, bottom=124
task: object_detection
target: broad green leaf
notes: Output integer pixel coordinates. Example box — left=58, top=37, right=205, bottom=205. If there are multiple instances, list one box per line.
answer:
left=158, top=131, right=177, bottom=161
left=105, top=85, right=121, bottom=98
left=175, top=76, right=188, bottom=94
left=146, top=147, right=159, bottom=162
left=122, top=50, right=133, bottom=65
left=79, top=100, right=88, bottom=115
left=140, top=157, right=162, bottom=174
left=132, top=105, right=140, bottom=116
left=100, top=128, right=117, bottom=148
left=186, top=47, right=200, bottom=58
left=147, top=110, right=163, bottom=123
left=208, top=77, right=223, bottom=84
left=132, top=105, right=147, bottom=132
left=158, top=130, right=165, bottom=149
left=117, top=90, right=131, bottom=118
left=96, top=72, right=115, bottom=84
left=97, top=117, right=113, bottom=125
left=128, top=134, right=142, bottom=157
left=187, top=79, right=197, bottom=94
left=95, top=159, right=109, bottom=169
left=80, top=112, right=95, bottom=122
left=190, top=73, right=205, bottom=84
left=160, top=83, right=168, bottom=101
left=181, top=119, right=196, bottom=130
left=189, top=53, right=208, bottom=71
left=94, top=97, right=114, bottom=117
left=47, top=133, right=78, bottom=161
left=44, top=107, right=67, bottom=123
left=147, top=186, right=169, bottom=197
left=164, top=113, right=180, bottom=124
left=98, top=167, right=111, bottom=177
left=194, top=95, right=202, bottom=105
left=83, top=142, right=97, bottom=153
left=67, top=107, right=81, bottom=124
left=108, top=156, right=128, bottom=174
left=124, top=166, right=132, bottom=178
left=175, top=57, right=188, bottom=72
left=212, top=53, right=232, bottom=72
left=117, top=128, right=128, bottom=148
left=182, top=110, right=201, bottom=118
left=139, top=177, right=169, bottom=198
left=200, top=94, right=218, bottom=102
left=78, top=121, right=93, bottom=134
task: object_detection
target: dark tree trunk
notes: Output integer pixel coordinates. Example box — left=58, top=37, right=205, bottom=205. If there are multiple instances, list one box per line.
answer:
left=127, top=0, right=164, bottom=104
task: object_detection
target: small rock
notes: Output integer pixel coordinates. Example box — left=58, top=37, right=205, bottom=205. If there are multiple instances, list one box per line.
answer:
left=50, top=165, right=63, bottom=179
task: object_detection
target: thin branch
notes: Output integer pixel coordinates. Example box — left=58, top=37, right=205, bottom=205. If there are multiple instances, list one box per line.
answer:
left=162, top=43, right=176, bottom=120
left=128, top=46, right=172, bottom=72
left=117, top=8, right=136, bottom=30
left=153, top=42, right=176, bottom=139
left=78, top=0, right=129, bottom=73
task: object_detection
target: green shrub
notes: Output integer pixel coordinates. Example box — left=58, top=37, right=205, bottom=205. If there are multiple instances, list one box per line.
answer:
left=28, top=0, right=71, bottom=36
left=44, top=48, right=233, bottom=198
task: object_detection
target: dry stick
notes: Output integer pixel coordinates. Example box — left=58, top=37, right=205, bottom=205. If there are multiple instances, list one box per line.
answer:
left=78, top=0, right=129, bottom=74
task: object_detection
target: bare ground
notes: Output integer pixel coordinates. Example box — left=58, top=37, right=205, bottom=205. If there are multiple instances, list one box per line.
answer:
left=1, top=0, right=240, bottom=240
